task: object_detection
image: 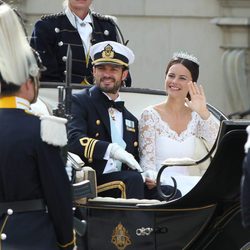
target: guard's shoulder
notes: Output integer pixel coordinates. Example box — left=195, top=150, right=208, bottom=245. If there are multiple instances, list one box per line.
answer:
left=40, top=115, right=68, bottom=147
left=92, top=12, right=117, bottom=24
left=41, top=12, right=65, bottom=21
left=25, top=109, right=38, bottom=116
left=23, top=110, right=42, bottom=125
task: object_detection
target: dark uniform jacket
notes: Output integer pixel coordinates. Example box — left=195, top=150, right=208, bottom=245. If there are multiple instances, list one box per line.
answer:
left=30, top=11, right=128, bottom=85
left=0, top=107, right=74, bottom=249
left=67, top=86, right=139, bottom=177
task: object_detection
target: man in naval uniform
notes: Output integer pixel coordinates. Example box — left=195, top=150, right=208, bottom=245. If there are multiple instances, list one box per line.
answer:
left=30, top=0, right=132, bottom=86
left=67, top=41, right=144, bottom=199
left=0, top=4, right=74, bottom=250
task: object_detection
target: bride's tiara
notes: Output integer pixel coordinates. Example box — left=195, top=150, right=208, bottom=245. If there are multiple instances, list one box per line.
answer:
left=173, top=51, right=199, bottom=65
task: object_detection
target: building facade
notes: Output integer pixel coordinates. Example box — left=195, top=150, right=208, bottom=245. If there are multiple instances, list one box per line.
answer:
left=5, top=0, right=250, bottom=115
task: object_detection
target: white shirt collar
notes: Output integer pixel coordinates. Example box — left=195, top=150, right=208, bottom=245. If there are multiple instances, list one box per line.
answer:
left=16, top=97, right=30, bottom=110
left=103, top=92, right=122, bottom=102
left=65, top=7, right=92, bottom=28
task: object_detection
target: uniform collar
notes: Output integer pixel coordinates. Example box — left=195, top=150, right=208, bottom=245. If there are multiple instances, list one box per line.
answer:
left=102, top=92, right=122, bottom=102
left=0, top=96, right=30, bottom=110
left=65, top=7, right=92, bottom=29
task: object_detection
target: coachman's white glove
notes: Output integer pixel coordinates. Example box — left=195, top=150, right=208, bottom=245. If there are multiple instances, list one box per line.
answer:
left=110, top=143, right=143, bottom=172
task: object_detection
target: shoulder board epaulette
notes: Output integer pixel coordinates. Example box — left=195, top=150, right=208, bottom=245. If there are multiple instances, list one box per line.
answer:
left=40, top=115, right=67, bottom=147
left=92, top=12, right=117, bottom=24
left=41, top=12, right=65, bottom=20
left=245, top=126, right=250, bottom=153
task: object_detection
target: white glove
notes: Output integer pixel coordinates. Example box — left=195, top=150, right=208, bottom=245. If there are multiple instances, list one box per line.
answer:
left=141, top=170, right=158, bottom=181
left=65, top=160, right=73, bottom=181
left=110, top=143, right=143, bottom=172
left=141, top=170, right=164, bottom=184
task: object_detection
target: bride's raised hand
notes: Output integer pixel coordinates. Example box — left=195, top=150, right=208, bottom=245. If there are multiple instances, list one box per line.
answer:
left=185, top=81, right=210, bottom=120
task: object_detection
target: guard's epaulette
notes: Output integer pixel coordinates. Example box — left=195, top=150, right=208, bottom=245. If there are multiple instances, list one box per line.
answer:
left=245, top=125, right=250, bottom=153
left=41, top=12, right=65, bottom=20
left=92, top=12, right=117, bottom=24
left=40, top=115, right=68, bottom=147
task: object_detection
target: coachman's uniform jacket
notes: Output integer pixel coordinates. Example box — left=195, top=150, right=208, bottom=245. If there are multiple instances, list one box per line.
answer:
left=67, top=86, right=139, bottom=177
left=0, top=97, right=74, bottom=250
left=30, top=11, right=131, bottom=85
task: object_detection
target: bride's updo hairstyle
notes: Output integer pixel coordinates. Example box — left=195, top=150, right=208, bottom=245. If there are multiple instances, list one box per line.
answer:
left=165, top=51, right=200, bottom=82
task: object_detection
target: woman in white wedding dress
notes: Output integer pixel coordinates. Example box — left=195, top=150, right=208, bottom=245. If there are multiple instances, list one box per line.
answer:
left=139, top=52, right=220, bottom=199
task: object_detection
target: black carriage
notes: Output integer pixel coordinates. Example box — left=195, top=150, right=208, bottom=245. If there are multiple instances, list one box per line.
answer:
left=39, top=83, right=250, bottom=250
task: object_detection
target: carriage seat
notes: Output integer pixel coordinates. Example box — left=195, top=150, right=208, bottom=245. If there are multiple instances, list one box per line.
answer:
left=73, top=166, right=165, bottom=206
left=69, top=152, right=141, bottom=202
left=69, top=152, right=165, bottom=206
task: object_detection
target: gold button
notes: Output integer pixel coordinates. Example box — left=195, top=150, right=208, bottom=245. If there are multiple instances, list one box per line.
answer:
left=95, top=133, right=99, bottom=137
left=134, top=141, right=138, bottom=147
left=96, top=120, right=101, bottom=125
left=88, top=158, right=93, bottom=163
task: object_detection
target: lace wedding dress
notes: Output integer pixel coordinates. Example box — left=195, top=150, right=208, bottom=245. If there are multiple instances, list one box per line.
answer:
left=139, top=106, right=220, bottom=196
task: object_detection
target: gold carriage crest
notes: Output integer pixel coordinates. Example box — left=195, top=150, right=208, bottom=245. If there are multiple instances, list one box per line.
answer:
left=102, top=44, right=115, bottom=59
left=111, top=222, right=131, bottom=250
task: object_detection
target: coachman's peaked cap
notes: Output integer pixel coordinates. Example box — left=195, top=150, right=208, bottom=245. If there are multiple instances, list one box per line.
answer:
left=90, top=41, right=135, bottom=67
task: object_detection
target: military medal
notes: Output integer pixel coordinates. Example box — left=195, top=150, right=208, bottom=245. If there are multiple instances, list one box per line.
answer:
left=109, top=107, right=116, bottom=121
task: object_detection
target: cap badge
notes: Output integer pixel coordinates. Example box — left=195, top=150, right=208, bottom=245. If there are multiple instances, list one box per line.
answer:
left=102, top=44, right=114, bottom=59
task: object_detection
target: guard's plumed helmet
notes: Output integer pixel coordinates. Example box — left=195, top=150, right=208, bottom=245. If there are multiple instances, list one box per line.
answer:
left=0, top=3, right=41, bottom=89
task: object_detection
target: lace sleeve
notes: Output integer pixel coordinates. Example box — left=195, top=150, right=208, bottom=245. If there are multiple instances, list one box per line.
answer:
left=197, top=113, right=220, bottom=146
left=139, top=108, right=157, bottom=172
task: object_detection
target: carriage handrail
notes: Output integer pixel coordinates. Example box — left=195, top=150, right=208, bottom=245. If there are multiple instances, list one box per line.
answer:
left=156, top=138, right=218, bottom=201
left=39, top=81, right=228, bottom=120
left=228, top=108, right=250, bottom=119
